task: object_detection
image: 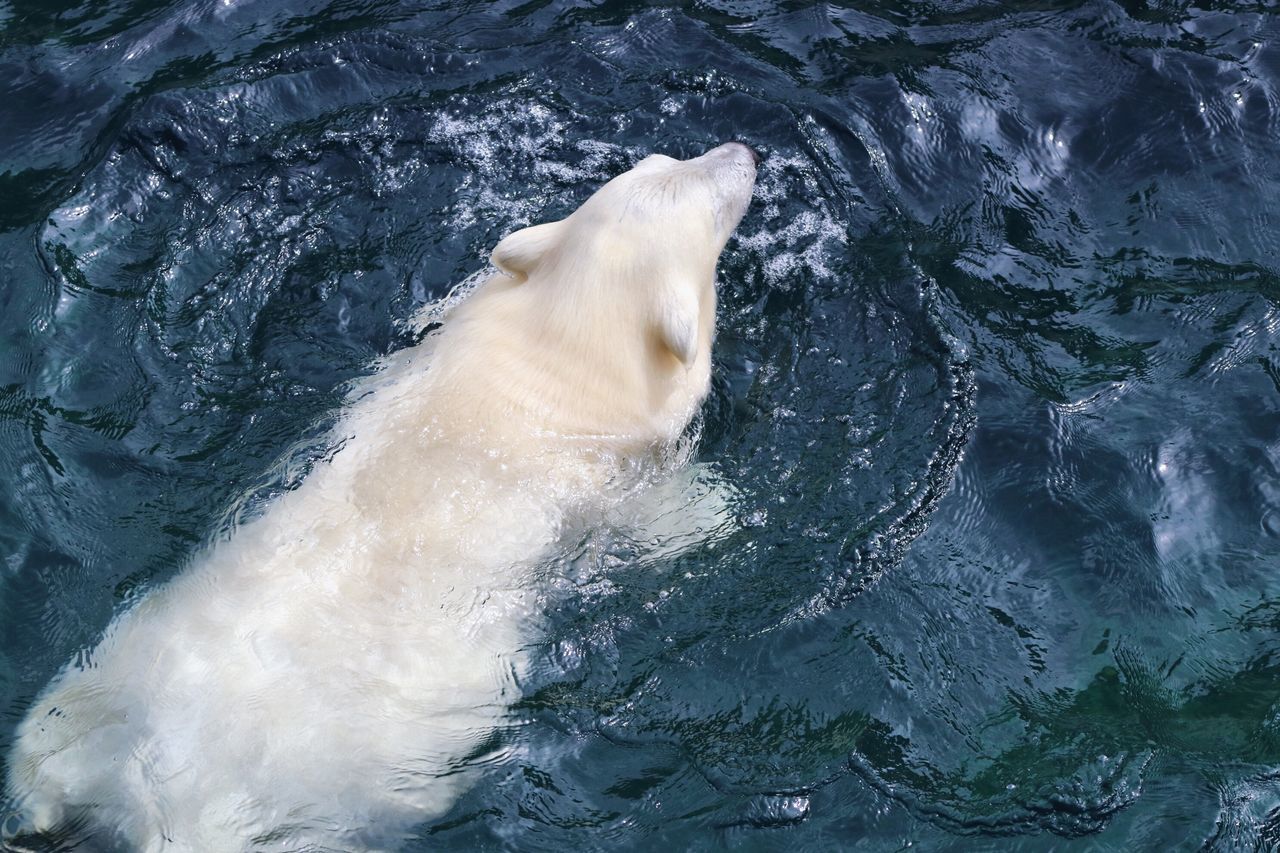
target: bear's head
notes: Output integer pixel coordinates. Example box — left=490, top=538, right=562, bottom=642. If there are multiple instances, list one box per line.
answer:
left=489, top=142, right=757, bottom=372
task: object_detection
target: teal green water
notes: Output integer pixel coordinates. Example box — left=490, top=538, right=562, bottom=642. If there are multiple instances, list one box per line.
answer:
left=3, top=1, right=1280, bottom=849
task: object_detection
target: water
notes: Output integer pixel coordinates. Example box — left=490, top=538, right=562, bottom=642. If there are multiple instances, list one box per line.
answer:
left=2, top=1, right=1279, bottom=849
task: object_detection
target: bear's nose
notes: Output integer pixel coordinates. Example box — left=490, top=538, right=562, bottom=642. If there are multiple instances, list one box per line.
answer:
left=732, top=141, right=762, bottom=166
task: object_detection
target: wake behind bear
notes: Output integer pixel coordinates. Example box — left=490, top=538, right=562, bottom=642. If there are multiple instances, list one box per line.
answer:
left=5, top=142, right=758, bottom=851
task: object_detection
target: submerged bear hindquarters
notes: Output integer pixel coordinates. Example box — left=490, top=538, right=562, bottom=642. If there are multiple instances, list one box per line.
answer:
left=4, top=141, right=756, bottom=852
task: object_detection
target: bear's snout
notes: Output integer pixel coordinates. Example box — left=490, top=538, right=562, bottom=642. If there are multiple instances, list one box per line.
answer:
left=729, top=141, right=762, bottom=166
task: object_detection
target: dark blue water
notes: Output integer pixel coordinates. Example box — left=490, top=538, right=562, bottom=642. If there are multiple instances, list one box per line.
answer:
left=3, top=1, right=1280, bottom=849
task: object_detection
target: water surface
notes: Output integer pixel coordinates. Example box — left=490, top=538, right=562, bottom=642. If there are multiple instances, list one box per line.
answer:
left=3, top=0, right=1280, bottom=849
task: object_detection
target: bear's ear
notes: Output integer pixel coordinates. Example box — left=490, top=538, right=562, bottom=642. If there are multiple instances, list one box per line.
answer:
left=655, top=281, right=701, bottom=368
left=491, top=220, right=566, bottom=282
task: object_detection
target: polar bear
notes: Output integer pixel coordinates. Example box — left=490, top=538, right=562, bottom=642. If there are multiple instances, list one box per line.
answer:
left=4, top=141, right=757, bottom=851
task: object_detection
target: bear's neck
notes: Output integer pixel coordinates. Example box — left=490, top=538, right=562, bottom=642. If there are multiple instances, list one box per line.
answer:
left=427, top=272, right=714, bottom=454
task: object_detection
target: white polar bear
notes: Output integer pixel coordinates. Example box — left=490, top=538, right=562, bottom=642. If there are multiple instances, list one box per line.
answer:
left=5, top=141, right=757, bottom=852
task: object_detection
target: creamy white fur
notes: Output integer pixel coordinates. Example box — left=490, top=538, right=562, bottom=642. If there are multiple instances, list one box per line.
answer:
left=5, top=142, right=756, bottom=851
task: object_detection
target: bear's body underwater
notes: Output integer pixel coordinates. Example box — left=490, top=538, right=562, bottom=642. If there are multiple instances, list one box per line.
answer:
left=5, top=142, right=757, bottom=851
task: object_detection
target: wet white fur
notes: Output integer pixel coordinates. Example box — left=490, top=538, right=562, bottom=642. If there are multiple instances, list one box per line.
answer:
left=5, top=143, right=756, bottom=851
